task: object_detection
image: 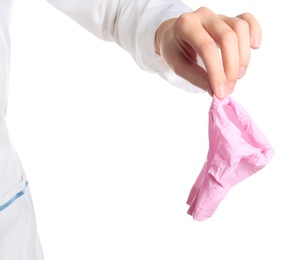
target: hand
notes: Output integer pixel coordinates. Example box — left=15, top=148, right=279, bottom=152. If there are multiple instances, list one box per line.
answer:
left=155, top=7, right=262, bottom=98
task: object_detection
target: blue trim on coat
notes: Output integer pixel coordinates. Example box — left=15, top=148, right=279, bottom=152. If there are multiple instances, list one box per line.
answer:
left=0, top=181, right=29, bottom=212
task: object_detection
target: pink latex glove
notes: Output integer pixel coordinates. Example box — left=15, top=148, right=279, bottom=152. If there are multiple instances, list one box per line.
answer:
left=187, top=96, right=274, bottom=221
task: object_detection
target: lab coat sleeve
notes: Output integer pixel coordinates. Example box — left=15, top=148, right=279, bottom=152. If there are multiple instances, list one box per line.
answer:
left=46, top=0, right=202, bottom=93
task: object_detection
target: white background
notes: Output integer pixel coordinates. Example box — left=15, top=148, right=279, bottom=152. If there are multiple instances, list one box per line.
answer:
left=7, top=0, right=297, bottom=259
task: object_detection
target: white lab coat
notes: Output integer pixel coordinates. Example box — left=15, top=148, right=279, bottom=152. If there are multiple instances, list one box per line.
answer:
left=0, top=0, right=199, bottom=259
left=47, top=0, right=201, bottom=93
left=0, top=0, right=44, bottom=258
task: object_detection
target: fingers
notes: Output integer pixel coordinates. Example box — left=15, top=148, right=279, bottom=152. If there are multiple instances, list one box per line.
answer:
left=189, top=8, right=261, bottom=97
left=174, top=9, right=229, bottom=98
left=182, top=7, right=239, bottom=97
left=219, top=12, right=262, bottom=82
left=155, top=7, right=262, bottom=98
left=237, top=13, right=262, bottom=49
left=219, top=15, right=251, bottom=79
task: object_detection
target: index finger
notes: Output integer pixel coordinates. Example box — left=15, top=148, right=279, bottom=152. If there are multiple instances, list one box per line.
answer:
left=177, top=10, right=228, bottom=98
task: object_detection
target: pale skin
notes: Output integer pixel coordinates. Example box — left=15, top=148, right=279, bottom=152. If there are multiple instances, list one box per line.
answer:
left=154, top=7, right=262, bottom=98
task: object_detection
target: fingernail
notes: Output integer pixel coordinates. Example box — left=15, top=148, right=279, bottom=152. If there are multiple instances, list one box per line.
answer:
left=238, top=66, right=246, bottom=79
left=228, top=81, right=236, bottom=93
left=215, top=84, right=227, bottom=99
left=251, top=35, right=261, bottom=48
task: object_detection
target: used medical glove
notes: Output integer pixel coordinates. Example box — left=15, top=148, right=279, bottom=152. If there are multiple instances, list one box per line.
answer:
left=187, top=95, right=274, bottom=221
